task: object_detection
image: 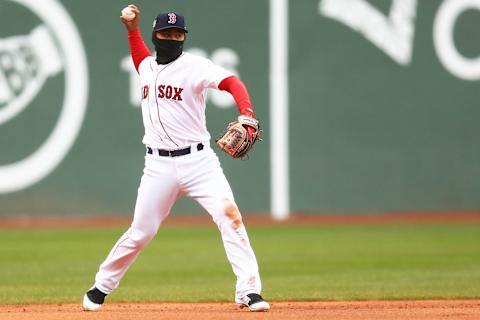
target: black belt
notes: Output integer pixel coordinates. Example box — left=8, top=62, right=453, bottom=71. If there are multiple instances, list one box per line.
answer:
left=147, top=143, right=204, bottom=157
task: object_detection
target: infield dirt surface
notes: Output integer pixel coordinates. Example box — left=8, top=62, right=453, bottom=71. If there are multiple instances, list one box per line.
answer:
left=2, top=212, right=480, bottom=228
left=1, top=300, right=479, bottom=320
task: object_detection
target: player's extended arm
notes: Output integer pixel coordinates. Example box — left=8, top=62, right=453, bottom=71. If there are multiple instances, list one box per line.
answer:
left=218, top=76, right=257, bottom=138
left=219, top=76, right=255, bottom=117
left=120, top=4, right=151, bottom=72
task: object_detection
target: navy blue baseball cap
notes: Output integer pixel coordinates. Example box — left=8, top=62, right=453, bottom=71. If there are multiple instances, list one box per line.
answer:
left=152, top=12, right=188, bottom=33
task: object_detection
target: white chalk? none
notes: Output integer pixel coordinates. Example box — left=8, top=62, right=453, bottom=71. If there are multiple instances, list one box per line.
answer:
left=121, top=7, right=135, bottom=21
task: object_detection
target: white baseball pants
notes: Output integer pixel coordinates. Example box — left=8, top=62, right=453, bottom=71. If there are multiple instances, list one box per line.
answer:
left=93, top=144, right=262, bottom=300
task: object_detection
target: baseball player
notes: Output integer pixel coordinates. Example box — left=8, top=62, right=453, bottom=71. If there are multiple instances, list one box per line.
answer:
left=82, top=4, right=269, bottom=312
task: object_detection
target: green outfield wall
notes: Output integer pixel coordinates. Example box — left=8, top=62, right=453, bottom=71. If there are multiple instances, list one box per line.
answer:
left=1, top=0, right=480, bottom=216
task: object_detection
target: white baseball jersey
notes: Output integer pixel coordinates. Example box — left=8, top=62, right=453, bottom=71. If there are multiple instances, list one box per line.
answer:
left=138, top=52, right=233, bottom=149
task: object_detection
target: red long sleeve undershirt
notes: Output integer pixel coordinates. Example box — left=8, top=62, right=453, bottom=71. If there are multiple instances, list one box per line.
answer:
left=218, top=76, right=255, bottom=118
left=219, top=76, right=257, bottom=139
left=128, top=28, right=151, bottom=72
left=127, top=29, right=256, bottom=126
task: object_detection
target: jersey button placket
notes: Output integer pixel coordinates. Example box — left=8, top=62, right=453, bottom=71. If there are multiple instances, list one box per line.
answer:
left=154, top=66, right=179, bottom=147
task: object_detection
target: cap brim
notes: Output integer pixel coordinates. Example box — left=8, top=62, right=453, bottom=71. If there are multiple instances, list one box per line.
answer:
left=153, top=26, right=188, bottom=33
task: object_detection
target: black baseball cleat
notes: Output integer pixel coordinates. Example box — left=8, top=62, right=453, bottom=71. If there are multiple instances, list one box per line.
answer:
left=235, top=293, right=270, bottom=312
left=82, top=287, right=107, bottom=311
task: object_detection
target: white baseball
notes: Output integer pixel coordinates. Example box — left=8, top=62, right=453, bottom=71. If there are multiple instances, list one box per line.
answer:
left=121, top=7, right=136, bottom=21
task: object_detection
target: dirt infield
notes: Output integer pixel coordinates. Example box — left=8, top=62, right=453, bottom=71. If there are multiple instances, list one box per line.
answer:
left=1, top=300, right=479, bottom=320
left=1, top=212, right=480, bottom=229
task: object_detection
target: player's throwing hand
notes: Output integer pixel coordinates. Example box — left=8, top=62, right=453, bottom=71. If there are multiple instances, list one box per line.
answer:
left=120, top=4, right=140, bottom=31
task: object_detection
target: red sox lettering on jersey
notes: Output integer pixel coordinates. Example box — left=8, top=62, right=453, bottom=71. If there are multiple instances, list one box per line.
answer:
left=142, top=85, right=183, bottom=101
left=157, top=85, right=183, bottom=100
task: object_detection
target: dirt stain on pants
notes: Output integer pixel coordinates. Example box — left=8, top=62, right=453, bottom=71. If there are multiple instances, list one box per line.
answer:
left=224, top=200, right=243, bottom=229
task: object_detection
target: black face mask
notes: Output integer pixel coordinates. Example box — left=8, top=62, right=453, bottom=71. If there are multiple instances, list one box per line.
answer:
left=152, top=35, right=184, bottom=64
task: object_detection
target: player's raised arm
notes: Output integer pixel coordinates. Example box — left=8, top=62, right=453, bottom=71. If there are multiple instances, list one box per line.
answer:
left=120, top=4, right=151, bottom=72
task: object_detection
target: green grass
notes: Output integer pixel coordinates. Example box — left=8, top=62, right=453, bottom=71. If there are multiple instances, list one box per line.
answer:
left=0, top=224, right=479, bottom=304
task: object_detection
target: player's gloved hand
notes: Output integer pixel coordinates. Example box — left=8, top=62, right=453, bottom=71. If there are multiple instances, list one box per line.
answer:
left=120, top=4, right=141, bottom=32
left=216, top=115, right=261, bottom=159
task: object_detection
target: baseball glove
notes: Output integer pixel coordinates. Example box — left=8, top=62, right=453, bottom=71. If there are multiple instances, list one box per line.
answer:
left=216, top=115, right=261, bottom=159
